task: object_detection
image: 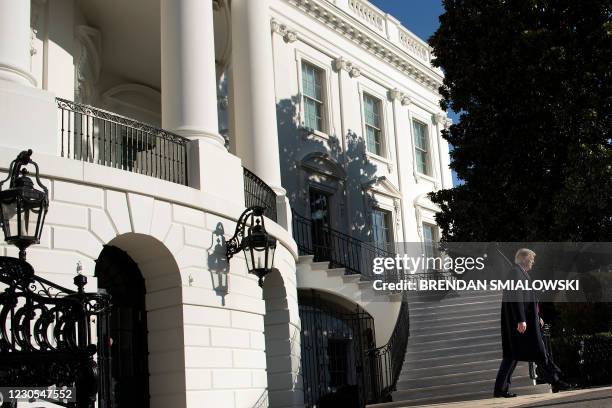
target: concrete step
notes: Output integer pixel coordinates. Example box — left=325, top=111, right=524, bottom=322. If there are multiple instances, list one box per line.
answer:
left=310, top=261, right=331, bottom=271
left=368, top=384, right=550, bottom=407
left=409, top=298, right=501, bottom=314
left=402, top=349, right=501, bottom=369
left=297, top=255, right=315, bottom=264
left=397, top=367, right=501, bottom=389
left=410, top=318, right=501, bottom=340
left=409, top=303, right=501, bottom=321
left=406, top=332, right=500, bottom=350
left=409, top=311, right=499, bottom=326
left=399, top=359, right=530, bottom=380
left=407, top=293, right=502, bottom=308
left=390, top=375, right=534, bottom=402
left=326, top=267, right=346, bottom=277
left=405, top=341, right=501, bottom=361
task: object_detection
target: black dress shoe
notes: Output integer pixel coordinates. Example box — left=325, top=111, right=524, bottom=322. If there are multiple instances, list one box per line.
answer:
left=552, top=380, right=571, bottom=393
left=493, top=390, right=517, bottom=398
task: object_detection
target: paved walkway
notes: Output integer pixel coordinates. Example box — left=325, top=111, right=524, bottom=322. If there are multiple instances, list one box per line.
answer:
left=409, top=386, right=612, bottom=408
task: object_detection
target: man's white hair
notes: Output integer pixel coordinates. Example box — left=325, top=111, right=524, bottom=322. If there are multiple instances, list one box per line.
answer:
left=515, top=248, right=536, bottom=265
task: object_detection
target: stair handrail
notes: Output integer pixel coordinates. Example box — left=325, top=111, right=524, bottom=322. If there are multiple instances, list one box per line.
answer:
left=365, top=297, right=410, bottom=403
left=291, top=210, right=396, bottom=276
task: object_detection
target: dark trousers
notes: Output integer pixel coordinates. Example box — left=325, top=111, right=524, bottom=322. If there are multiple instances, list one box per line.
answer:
left=494, top=357, right=561, bottom=392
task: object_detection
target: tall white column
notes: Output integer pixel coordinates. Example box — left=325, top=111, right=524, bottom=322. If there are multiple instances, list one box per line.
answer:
left=0, top=0, right=36, bottom=86
left=231, top=0, right=284, bottom=194
left=160, top=0, right=224, bottom=147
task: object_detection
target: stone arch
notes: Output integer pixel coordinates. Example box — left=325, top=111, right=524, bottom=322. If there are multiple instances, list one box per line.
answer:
left=104, top=232, right=186, bottom=408
left=262, top=268, right=304, bottom=408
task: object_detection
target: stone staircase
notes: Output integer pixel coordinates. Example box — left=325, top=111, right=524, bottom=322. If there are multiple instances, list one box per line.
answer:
left=369, top=289, right=550, bottom=407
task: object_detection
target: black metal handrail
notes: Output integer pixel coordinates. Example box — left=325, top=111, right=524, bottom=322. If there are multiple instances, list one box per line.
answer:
left=243, top=167, right=277, bottom=222
left=0, top=256, right=111, bottom=407
left=292, top=211, right=396, bottom=277
left=365, top=299, right=410, bottom=402
left=56, top=98, right=189, bottom=185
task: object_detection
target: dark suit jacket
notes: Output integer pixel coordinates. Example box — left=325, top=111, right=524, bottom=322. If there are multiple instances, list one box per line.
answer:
left=500, top=264, right=547, bottom=362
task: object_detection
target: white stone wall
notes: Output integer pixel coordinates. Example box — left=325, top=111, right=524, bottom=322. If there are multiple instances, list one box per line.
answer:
left=0, top=147, right=301, bottom=408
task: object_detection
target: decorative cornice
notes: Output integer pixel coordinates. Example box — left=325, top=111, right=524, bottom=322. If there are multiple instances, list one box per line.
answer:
left=332, top=57, right=361, bottom=78
left=271, top=18, right=298, bottom=43
left=389, top=88, right=413, bottom=106
left=433, top=113, right=452, bottom=129
left=286, top=0, right=443, bottom=93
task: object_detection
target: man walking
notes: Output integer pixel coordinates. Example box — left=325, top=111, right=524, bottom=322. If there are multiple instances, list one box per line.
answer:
left=494, top=248, right=569, bottom=397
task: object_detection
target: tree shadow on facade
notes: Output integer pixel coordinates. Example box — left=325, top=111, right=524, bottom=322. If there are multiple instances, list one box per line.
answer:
left=276, top=96, right=378, bottom=242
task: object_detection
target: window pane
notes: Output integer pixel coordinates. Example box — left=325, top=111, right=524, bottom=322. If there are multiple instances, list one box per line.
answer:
left=363, top=94, right=380, bottom=128
left=372, top=209, right=392, bottom=250
left=416, top=150, right=428, bottom=174
left=302, top=62, right=324, bottom=131
left=423, top=223, right=437, bottom=259
left=366, top=126, right=381, bottom=155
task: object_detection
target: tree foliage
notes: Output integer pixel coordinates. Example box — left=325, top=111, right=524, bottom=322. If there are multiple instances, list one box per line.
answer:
left=428, top=0, right=612, bottom=241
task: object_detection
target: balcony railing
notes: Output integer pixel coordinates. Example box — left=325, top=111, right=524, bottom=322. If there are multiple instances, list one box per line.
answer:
left=57, top=98, right=189, bottom=185
left=292, top=211, right=395, bottom=278
left=243, top=167, right=277, bottom=222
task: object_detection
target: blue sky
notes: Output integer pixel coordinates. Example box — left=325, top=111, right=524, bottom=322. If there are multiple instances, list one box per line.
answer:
left=370, top=1, right=462, bottom=186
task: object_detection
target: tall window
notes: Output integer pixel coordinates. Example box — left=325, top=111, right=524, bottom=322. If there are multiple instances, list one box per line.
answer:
left=363, top=94, right=383, bottom=156
left=371, top=209, right=392, bottom=251
left=422, top=223, right=438, bottom=259
left=412, top=120, right=430, bottom=175
left=302, top=62, right=324, bottom=132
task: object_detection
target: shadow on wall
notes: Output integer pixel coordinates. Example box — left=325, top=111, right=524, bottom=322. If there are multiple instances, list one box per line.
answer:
left=276, top=96, right=379, bottom=242
left=208, top=222, right=230, bottom=306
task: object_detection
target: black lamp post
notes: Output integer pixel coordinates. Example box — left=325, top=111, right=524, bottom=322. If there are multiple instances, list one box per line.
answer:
left=226, top=206, right=277, bottom=287
left=0, top=149, right=49, bottom=260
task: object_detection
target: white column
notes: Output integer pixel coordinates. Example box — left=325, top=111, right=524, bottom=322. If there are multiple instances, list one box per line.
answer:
left=160, top=0, right=224, bottom=148
left=231, top=0, right=284, bottom=194
left=433, top=113, right=451, bottom=189
left=0, top=0, right=36, bottom=86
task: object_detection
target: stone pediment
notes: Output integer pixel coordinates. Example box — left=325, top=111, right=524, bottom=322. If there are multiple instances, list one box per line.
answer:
left=300, top=152, right=346, bottom=180
left=362, top=176, right=402, bottom=199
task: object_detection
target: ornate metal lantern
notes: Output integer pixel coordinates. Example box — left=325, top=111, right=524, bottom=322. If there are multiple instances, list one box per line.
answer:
left=0, top=149, right=49, bottom=260
left=226, top=206, right=277, bottom=287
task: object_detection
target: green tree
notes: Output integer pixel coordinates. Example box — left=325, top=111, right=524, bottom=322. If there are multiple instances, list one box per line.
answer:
left=428, top=0, right=612, bottom=241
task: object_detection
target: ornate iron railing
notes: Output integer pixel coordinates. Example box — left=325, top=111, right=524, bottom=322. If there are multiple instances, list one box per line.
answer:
left=365, top=299, right=409, bottom=403
left=243, top=167, right=277, bottom=222
left=56, top=98, right=189, bottom=185
left=0, top=256, right=111, bottom=407
left=292, top=211, right=396, bottom=278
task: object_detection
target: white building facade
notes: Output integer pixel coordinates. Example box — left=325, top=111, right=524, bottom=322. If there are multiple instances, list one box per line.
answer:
left=0, top=0, right=451, bottom=407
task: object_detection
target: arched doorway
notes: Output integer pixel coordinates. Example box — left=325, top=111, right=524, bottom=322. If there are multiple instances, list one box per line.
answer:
left=298, top=289, right=376, bottom=407
left=96, top=245, right=150, bottom=407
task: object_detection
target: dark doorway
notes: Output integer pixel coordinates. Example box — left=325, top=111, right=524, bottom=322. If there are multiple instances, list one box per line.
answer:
left=309, top=189, right=333, bottom=261
left=96, top=245, right=150, bottom=408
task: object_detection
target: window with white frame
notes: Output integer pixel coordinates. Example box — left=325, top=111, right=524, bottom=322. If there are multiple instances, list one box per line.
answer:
left=422, top=223, right=438, bottom=259
left=301, top=61, right=325, bottom=132
left=363, top=93, right=383, bottom=156
left=412, top=120, right=431, bottom=175
left=371, top=209, right=393, bottom=251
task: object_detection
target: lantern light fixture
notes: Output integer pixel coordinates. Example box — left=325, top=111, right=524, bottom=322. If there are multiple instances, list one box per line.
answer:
left=226, top=206, right=277, bottom=287
left=0, top=150, right=49, bottom=260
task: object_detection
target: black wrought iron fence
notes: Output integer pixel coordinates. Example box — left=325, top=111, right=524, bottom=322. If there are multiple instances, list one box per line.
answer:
left=56, top=98, right=189, bottom=185
left=292, top=211, right=396, bottom=278
left=243, top=167, right=277, bottom=222
left=0, top=256, right=111, bottom=407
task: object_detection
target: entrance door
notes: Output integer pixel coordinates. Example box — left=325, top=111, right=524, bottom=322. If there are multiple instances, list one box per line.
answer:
left=96, top=245, right=150, bottom=408
left=309, top=189, right=332, bottom=261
